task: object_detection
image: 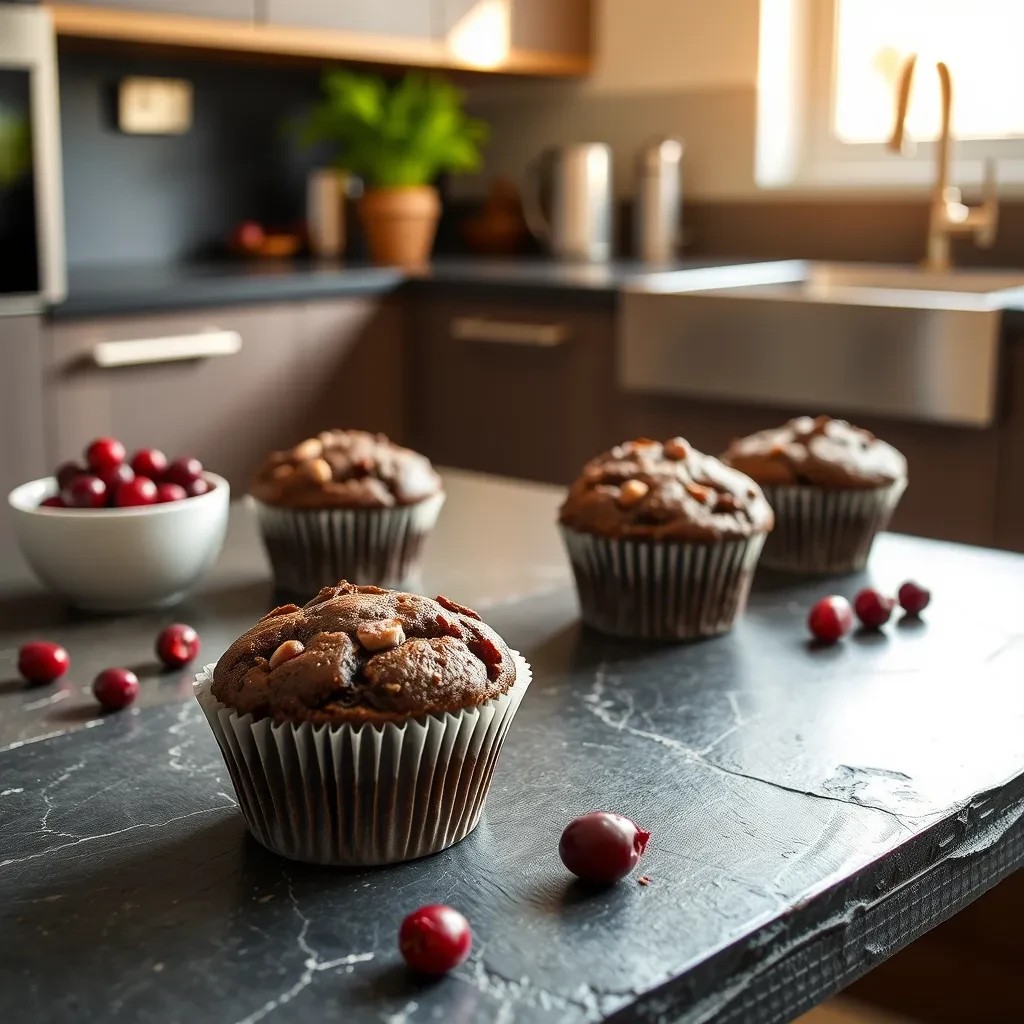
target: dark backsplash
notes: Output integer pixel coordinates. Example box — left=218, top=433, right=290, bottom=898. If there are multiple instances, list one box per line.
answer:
left=59, top=44, right=326, bottom=266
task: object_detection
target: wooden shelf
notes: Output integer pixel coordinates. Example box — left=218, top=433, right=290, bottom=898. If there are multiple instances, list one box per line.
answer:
left=46, top=4, right=591, bottom=77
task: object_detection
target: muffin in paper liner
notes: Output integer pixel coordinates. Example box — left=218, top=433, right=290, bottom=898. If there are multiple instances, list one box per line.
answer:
left=560, top=526, right=766, bottom=641
left=252, top=491, right=444, bottom=595
left=758, top=479, right=906, bottom=574
left=193, top=651, right=531, bottom=866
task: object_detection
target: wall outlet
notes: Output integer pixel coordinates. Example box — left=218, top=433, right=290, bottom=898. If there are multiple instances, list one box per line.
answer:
left=118, top=77, right=193, bottom=135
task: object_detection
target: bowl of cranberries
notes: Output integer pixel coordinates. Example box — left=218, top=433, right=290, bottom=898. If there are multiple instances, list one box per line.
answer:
left=8, top=438, right=229, bottom=612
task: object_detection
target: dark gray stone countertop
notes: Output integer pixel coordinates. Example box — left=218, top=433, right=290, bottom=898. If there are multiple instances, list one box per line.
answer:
left=2, top=470, right=1024, bottom=1023
left=47, top=258, right=739, bottom=319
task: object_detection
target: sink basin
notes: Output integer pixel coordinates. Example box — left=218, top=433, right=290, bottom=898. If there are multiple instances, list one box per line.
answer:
left=620, top=261, right=1024, bottom=427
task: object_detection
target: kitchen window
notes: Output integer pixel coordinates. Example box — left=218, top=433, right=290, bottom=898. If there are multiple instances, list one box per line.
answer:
left=757, top=0, right=1024, bottom=192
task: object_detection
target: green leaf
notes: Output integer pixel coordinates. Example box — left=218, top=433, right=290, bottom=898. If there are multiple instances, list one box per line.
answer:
left=292, top=69, right=489, bottom=187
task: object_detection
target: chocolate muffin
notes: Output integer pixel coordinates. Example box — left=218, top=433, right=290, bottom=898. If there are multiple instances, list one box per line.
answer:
left=559, top=437, right=773, bottom=640
left=250, top=430, right=445, bottom=595
left=195, top=581, right=531, bottom=866
left=722, top=416, right=907, bottom=574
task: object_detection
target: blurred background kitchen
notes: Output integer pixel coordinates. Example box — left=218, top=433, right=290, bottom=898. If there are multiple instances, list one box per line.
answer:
left=2, top=2, right=1023, bottom=1021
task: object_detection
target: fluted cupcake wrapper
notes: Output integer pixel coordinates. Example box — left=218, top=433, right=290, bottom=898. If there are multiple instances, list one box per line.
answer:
left=193, top=652, right=531, bottom=867
left=560, top=527, right=766, bottom=641
left=758, top=480, right=906, bottom=575
left=252, top=492, right=445, bottom=596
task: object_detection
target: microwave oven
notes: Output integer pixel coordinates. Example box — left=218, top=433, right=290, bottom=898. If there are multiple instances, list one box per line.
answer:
left=0, top=3, right=65, bottom=312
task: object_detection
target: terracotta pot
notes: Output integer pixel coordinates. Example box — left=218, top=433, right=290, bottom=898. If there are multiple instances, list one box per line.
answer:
left=358, top=186, right=441, bottom=268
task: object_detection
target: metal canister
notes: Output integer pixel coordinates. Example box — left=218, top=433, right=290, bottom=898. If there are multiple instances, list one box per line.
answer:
left=634, top=137, right=684, bottom=264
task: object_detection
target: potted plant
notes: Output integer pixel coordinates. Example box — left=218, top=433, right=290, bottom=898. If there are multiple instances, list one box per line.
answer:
left=299, top=70, right=489, bottom=267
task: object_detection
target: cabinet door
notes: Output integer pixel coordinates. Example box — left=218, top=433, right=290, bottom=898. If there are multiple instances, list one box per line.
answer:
left=57, top=0, right=256, bottom=20
left=264, top=0, right=433, bottom=38
left=407, top=294, right=619, bottom=484
left=0, top=316, right=47, bottom=561
left=296, top=297, right=405, bottom=443
left=45, top=305, right=301, bottom=492
left=996, top=331, right=1024, bottom=553
left=437, top=0, right=591, bottom=53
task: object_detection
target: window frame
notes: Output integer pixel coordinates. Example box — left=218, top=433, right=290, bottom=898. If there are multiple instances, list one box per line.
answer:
left=756, top=0, right=1024, bottom=194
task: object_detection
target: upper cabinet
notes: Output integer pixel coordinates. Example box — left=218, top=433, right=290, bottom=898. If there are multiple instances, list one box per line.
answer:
left=55, top=0, right=255, bottom=20
left=264, top=0, right=434, bottom=39
left=46, top=0, right=592, bottom=76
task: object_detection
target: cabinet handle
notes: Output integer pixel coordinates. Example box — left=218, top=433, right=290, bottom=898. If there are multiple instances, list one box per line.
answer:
left=92, top=330, right=243, bottom=368
left=450, top=317, right=568, bottom=347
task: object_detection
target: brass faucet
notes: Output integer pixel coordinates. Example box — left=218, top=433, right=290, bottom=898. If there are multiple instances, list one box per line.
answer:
left=888, top=55, right=999, bottom=271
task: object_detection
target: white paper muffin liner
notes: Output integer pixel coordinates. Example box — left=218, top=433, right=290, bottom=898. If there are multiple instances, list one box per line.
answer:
left=560, top=526, right=766, bottom=641
left=193, top=651, right=531, bottom=866
left=253, top=491, right=444, bottom=595
left=758, top=479, right=906, bottom=574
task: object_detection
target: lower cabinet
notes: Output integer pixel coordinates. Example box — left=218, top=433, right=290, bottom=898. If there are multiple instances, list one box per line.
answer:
left=405, top=292, right=621, bottom=485
left=44, top=297, right=403, bottom=493
left=996, top=333, right=1024, bottom=553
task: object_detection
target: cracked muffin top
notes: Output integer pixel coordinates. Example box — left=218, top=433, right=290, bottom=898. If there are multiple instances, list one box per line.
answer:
left=559, top=437, right=774, bottom=542
left=211, top=581, right=517, bottom=725
left=250, top=429, right=442, bottom=510
left=722, top=416, right=907, bottom=489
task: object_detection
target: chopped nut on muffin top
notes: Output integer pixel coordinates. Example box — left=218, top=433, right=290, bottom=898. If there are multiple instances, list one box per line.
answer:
left=722, top=416, right=907, bottom=489
left=250, top=430, right=441, bottom=510
left=559, top=437, right=774, bottom=542
left=211, top=582, right=516, bottom=725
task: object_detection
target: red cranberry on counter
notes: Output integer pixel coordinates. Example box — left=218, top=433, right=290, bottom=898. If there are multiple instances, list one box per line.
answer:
left=92, top=668, right=139, bottom=711
left=62, top=474, right=107, bottom=509
left=115, top=477, right=159, bottom=507
left=164, top=456, right=204, bottom=488
left=853, top=588, right=896, bottom=629
left=18, top=641, right=70, bottom=685
left=399, top=905, right=472, bottom=975
left=156, top=483, right=188, bottom=504
left=85, top=437, right=126, bottom=475
left=40, top=496, right=65, bottom=509
left=898, top=581, right=931, bottom=616
left=559, top=811, right=651, bottom=884
left=156, top=623, right=200, bottom=668
left=130, top=448, right=169, bottom=480
left=807, top=596, right=854, bottom=644
left=56, top=461, right=86, bottom=490
left=185, top=477, right=212, bottom=498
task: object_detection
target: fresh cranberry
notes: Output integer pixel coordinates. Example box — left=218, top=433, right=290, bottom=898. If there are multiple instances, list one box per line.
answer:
left=898, top=581, right=931, bottom=616
left=115, top=476, right=158, bottom=507
left=156, top=483, right=188, bottom=504
left=853, top=588, right=896, bottom=629
left=56, top=461, right=86, bottom=490
left=92, top=668, right=139, bottom=710
left=130, top=448, right=169, bottom=480
left=156, top=623, right=200, bottom=668
left=185, top=477, right=212, bottom=498
left=62, top=474, right=107, bottom=509
left=807, top=595, right=854, bottom=644
left=98, top=462, right=134, bottom=499
left=85, top=437, right=126, bottom=474
left=559, top=811, right=651, bottom=884
left=398, top=905, right=472, bottom=975
left=40, top=496, right=65, bottom=509
left=164, top=456, right=204, bottom=488
left=18, top=641, right=70, bottom=685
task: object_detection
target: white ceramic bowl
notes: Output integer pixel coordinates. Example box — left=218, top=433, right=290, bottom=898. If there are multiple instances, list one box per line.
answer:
left=8, top=473, right=230, bottom=612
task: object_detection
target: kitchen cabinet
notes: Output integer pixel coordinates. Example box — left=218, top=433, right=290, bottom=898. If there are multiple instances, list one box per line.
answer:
left=996, top=333, right=1024, bottom=553
left=264, top=0, right=433, bottom=38
left=0, top=316, right=48, bottom=553
left=406, top=292, right=620, bottom=484
left=617, top=392, right=1002, bottom=548
left=56, top=0, right=256, bottom=20
left=437, top=0, right=591, bottom=54
left=43, top=297, right=403, bottom=492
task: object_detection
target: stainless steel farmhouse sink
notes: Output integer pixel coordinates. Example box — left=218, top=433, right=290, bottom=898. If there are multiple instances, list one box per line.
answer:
left=619, top=261, right=1024, bottom=427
